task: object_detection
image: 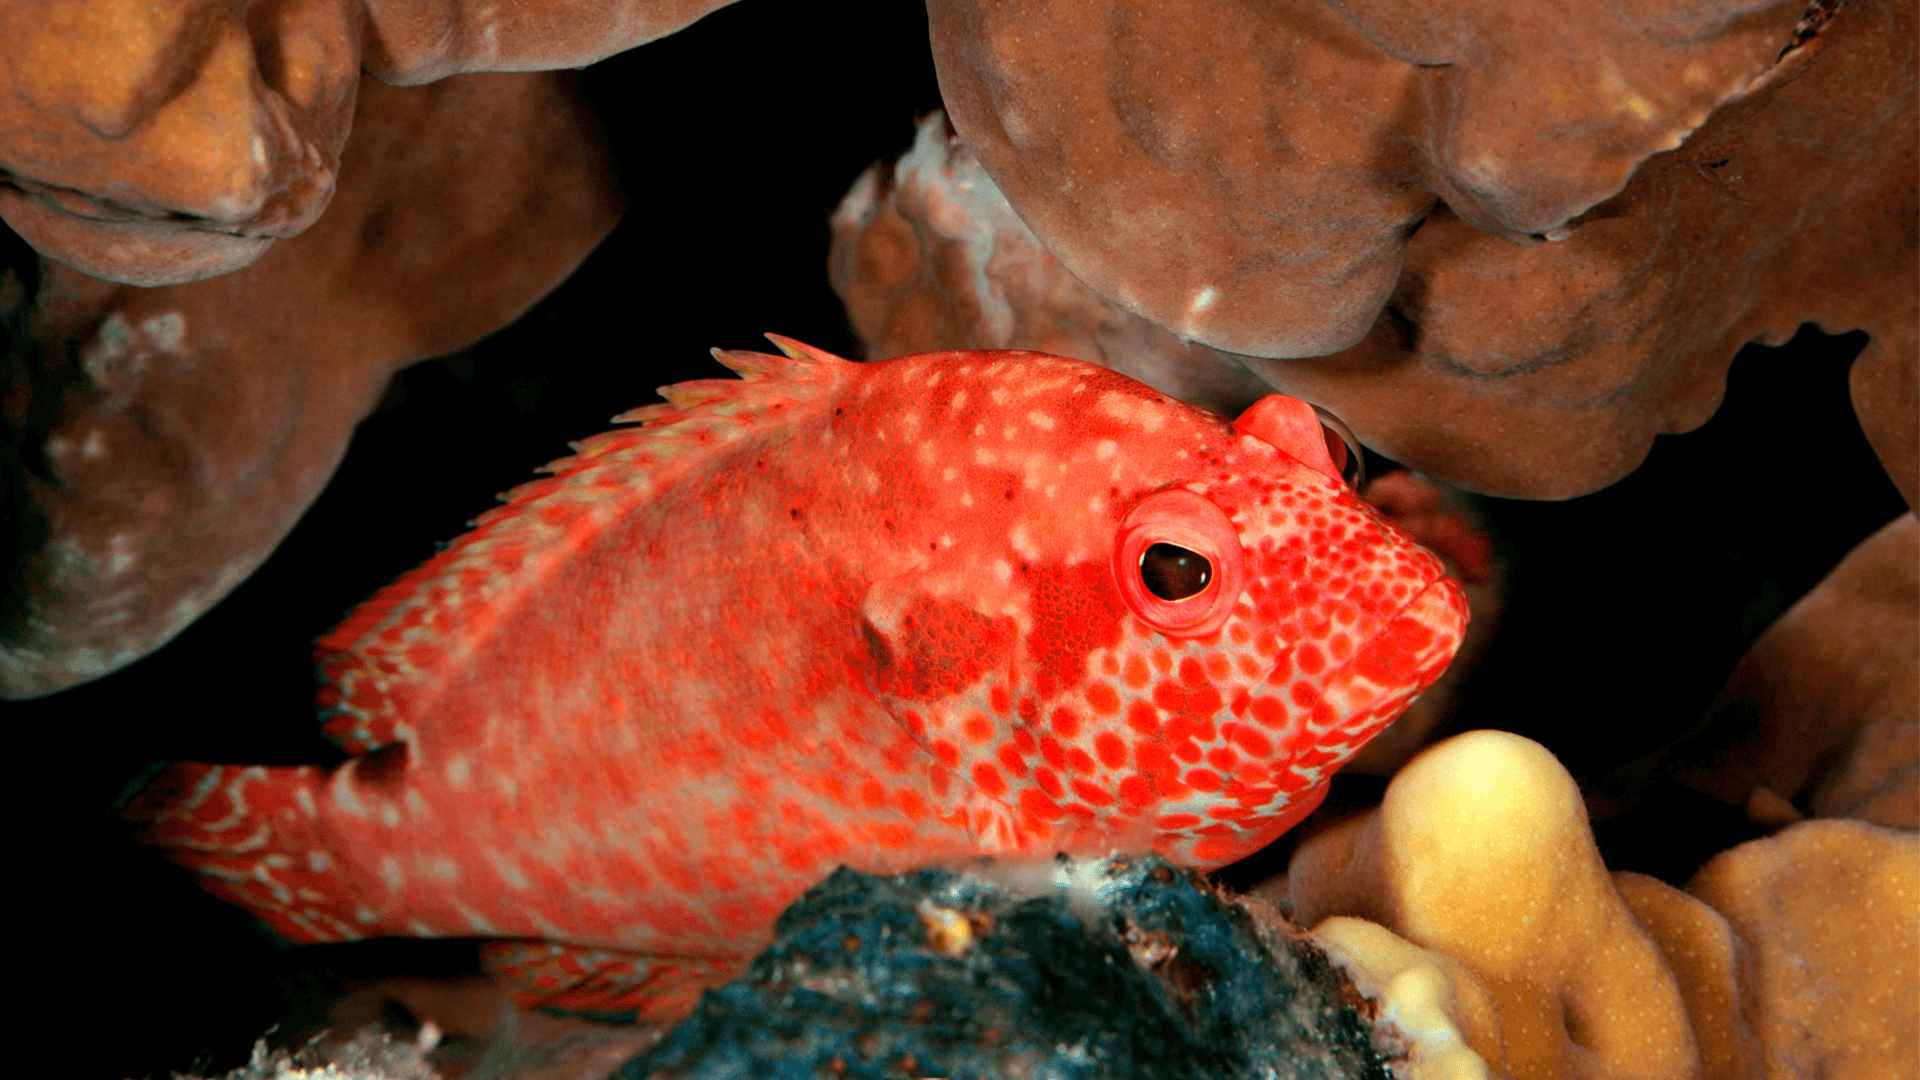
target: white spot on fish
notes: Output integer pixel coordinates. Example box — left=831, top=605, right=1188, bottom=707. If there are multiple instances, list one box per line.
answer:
left=484, top=848, right=531, bottom=891
left=407, top=921, right=441, bottom=938
left=950, top=389, right=969, bottom=413
left=307, top=849, right=333, bottom=873
left=295, top=787, right=317, bottom=818
left=1190, top=285, right=1219, bottom=313
left=445, top=755, right=471, bottom=788
left=82, top=429, right=107, bottom=459
left=1096, top=440, right=1118, bottom=461
left=405, top=789, right=430, bottom=818
left=380, top=804, right=401, bottom=827
left=196, top=766, right=266, bottom=833
left=993, top=559, right=1013, bottom=583
left=379, top=856, right=405, bottom=891
left=942, top=467, right=958, bottom=482
left=425, top=856, right=459, bottom=883
left=1027, top=410, right=1056, bottom=431
left=356, top=906, right=380, bottom=924
left=453, top=899, right=501, bottom=935
left=1095, top=392, right=1166, bottom=432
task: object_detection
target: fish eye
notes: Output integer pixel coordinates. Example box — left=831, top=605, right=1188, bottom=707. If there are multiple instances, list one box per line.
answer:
left=1112, top=489, right=1245, bottom=639
left=1140, top=543, right=1212, bottom=601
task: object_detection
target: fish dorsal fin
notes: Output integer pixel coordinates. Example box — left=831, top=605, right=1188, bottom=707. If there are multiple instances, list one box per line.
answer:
left=314, top=337, right=854, bottom=754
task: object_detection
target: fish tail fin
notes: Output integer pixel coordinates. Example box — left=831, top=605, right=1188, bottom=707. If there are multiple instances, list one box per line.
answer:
left=479, top=941, right=744, bottom=1024
left=125, top=762, right=366, bottom=944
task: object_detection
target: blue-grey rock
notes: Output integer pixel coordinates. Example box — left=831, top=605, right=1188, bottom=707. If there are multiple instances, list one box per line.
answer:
left=616, top=854, right=1395, bottom=1080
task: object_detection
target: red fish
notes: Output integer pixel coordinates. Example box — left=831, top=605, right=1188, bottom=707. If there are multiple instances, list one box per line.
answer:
left=129, top=340, right=1466, bottom=1019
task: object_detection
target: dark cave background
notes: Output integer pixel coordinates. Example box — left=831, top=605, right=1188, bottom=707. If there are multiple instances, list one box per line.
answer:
left=3, top=0, right=1908, bottom=1075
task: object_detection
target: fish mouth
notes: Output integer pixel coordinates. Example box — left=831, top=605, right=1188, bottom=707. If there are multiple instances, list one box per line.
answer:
left=1334, top=572, right=1470, bottom=717
left=1239, top=570, right=1469, bottom=719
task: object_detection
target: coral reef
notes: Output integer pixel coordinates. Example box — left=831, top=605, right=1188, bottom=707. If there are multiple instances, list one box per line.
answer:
left=0, top=1, right=1907, bottom=1076
left=924, top=0, right=1917, bottom=502
left=1, top=72, right=622, bottom=698
left=828, top=113, right=1273, bottom=419
left=0, top=0, right=728, bottom=285
left=1288, top=730, right=1919, bottom=1079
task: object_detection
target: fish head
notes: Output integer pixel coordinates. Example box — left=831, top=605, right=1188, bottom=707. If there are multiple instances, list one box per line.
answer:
left=855, top=351, right=1467, bottom=869
left=1102, top=393, right=1470, bottom=865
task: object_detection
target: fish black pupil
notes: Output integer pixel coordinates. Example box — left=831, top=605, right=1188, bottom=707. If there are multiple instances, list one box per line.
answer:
left=1140, top=543, right=1212, bottom=601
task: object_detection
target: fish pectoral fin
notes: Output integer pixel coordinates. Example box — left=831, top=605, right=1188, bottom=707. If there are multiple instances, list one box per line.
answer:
left=479, top=940, right=744, bottom=1022
left=859, top=572, right=1019, bottom=705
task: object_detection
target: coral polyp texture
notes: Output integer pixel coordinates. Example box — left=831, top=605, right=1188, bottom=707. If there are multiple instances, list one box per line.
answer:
left=127, top=342, right=1466, bottom=1020
left=1290, top=730, right=1919, bottom=1080
left=925, top=0, right=1917, bottom=501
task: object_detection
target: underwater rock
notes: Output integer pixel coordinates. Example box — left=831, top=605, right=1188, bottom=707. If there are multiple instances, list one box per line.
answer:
left=0, top=0, right=725, bottom=285
left=615, top=854, right=1397, bottom=1080
left=1, top=72, right=622, bottom=699
left=1287, top=730, right=1920, bottom=1079
left=922, top=0, right=1917, bottom=502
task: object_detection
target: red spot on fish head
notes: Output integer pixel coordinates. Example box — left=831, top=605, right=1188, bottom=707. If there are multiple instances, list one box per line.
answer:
left=1023, top=560, right=1127, bottom=700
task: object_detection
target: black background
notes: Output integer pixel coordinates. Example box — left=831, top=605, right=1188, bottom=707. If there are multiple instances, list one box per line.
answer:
left=3, top=0, right=1907, bottom=1074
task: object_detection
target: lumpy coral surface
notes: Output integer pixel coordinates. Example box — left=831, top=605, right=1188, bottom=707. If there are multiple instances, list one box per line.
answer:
left=1291, top=731, right=1919, bottom=1079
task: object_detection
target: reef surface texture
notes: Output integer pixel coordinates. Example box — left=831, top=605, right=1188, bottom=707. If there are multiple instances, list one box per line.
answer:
left=1, top=71, right=622, bottom=698
left=0, top=0, right=727, bottom=285
left=850, top=18, right=1920, bottom=502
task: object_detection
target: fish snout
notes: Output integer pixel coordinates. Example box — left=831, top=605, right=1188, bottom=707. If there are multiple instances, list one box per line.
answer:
left=1369, top=573, right=1469, bottom=690
left=1233, top=572, right=1469, bottom=775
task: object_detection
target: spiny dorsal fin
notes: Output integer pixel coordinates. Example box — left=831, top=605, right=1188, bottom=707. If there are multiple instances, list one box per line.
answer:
left=314, top=337, right=855, bottom=755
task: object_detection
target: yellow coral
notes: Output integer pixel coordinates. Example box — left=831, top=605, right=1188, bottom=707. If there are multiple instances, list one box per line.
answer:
left=1291, top=731, right=1920, bottom=1080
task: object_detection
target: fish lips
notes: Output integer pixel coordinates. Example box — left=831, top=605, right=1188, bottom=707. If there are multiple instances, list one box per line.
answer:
left=1237, top=572, right=1470, bottom=765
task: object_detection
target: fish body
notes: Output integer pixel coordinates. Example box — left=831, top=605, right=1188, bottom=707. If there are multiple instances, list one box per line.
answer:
left=130, top=341, right=1466, bottom=1016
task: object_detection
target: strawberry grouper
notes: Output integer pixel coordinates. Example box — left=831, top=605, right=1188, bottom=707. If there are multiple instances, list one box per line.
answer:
left=130, top=339, right=1467, bottom=1019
